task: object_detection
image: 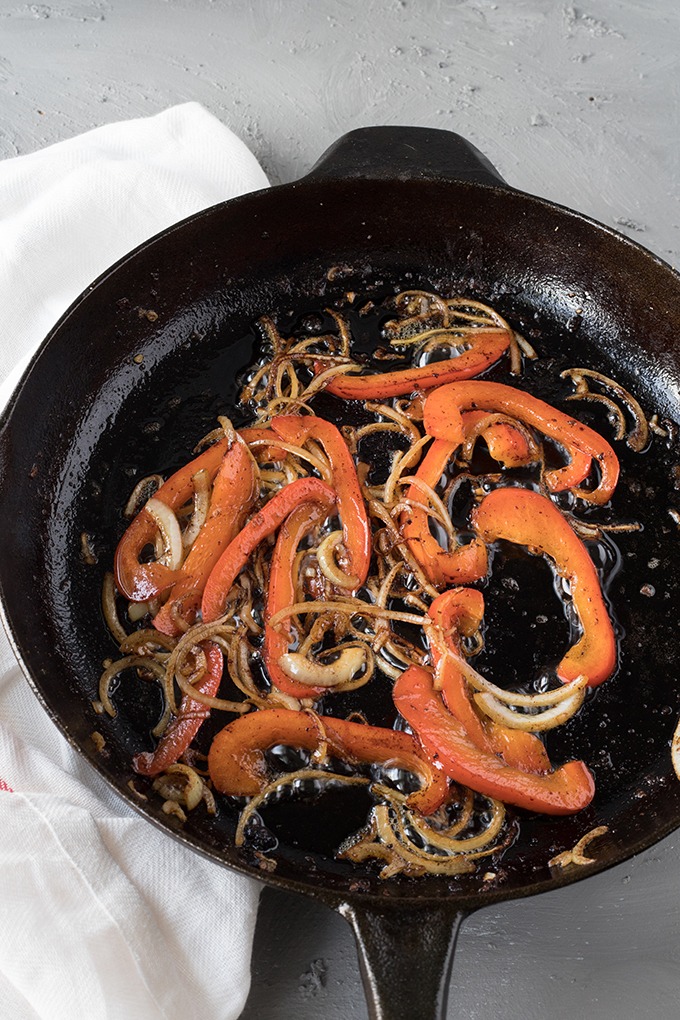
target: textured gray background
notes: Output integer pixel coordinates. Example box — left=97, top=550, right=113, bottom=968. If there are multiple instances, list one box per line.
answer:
left=1, top=1, right=679, bottom=1017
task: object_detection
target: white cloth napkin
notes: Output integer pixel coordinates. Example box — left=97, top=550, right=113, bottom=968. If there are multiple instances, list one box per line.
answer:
left=0, top=103, right=269, bottom=1020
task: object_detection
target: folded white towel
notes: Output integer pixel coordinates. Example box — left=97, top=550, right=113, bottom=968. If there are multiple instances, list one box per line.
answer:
left=0, top=103, right=268, bottom=1020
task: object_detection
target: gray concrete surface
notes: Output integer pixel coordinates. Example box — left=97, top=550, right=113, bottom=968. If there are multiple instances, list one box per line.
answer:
left=1, top=0, right=679, bottom=1017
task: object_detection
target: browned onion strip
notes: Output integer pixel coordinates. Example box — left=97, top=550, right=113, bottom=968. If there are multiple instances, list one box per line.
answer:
left=146, top=498, right=184, bottom=571
left=397, top=475, right=457, bottom=546
left=375, top=785, right=506, bottom=854
left=102, top=572, right=129, bottom=646
left=124, top=474, right=164, bottom=518
left=561, top=367, right=649, bottom=452
left=672, top=716, right=680, bottom=782
left=181, top=468, right=212, bottom=551
left=388, top=326, right=487, bottom=349
left=99, top=655, right=166, bottom=720
left=154, top=763, right=206, bottom=810
left=548, top=825, right=609, bottom=868
left=235, top=770, right=370, bottom=847
left=383, top=434, right=430, bottom=506
left=268, top=599, right=428, bottom=634
left=474, top=687, right=586, bottom=732
left=247, top=438, right=331, bottom=480
left=451, top=652, right=589, bottom=708
left=119, top=629, right=176, bottom=655
left=514, top=332, right=538, bottom=360
left=279, top=644, right=369, bottom=688
left=363, top=401, right=423, bottom=444
left=316, top=531, right=360, bottom=589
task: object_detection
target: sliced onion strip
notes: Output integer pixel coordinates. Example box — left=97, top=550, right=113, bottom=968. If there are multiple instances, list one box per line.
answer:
left=145, top=497, right=184, bottom=570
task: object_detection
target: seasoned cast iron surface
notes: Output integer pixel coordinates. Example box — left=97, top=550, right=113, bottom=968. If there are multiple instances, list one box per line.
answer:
left=1, top=174, right=680, bottom=907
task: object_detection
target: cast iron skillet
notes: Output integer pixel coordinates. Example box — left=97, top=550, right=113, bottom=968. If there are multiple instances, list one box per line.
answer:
left=1, top=127, right=680, bottom=1019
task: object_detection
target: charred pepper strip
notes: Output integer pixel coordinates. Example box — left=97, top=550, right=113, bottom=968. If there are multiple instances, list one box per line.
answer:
left=201, top=477, right=336, bottom=623
left=271, top=415, right=371, bottom=586
left=316, top=328, right=510, bottom=400
left=472, top=487, right=616, bottom=687
left=401, top=438, right=488, bottom=587
left=208, top=707, right=450, bottom=816
left=424, top=380, right=619, bottom=504
left=393, top=665, right=594, bottom=814
left=153, top=440, right=258, bottom=635
left=428, top=589, right=551, bottom=774
left=264, top=499, right=337, bottom=700
left=114, top=437, right=231, bottom=601
left=134, top=641, right=223, bottom=776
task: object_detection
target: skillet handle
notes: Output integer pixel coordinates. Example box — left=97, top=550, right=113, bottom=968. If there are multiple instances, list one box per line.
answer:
left=338, top=900, right=468, bottom=1020
left=306, top=126, right=507, bottom=187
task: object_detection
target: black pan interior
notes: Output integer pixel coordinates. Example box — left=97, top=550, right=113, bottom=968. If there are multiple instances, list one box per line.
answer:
left=1, top=172, right=680, bottom=910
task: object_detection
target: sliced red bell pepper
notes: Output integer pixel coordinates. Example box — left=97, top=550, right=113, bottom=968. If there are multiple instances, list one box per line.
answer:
left=114, top=437, right=231, bottom=601
left=428, top=589, right=551, bottom=774
left=134, top=641, right=223, bottom=776
left=316, top=328, right=510, bottom=399
left=461, top=410, right=537, bottom=468
left=400, top=438, right=488, bottom=587
left=423, top=380, right=619, bottom=504
left=271, top=415, right=371, bottom=586
left=472, top=487, right=616, bottom=687
left=153, top=440, right=258, bottom=635
left=201, top=476, right=337, bottom=623
left=393, top=665, right=594, bottom=814
left=263, top=499, right=338, bottom=699
left=208, top=707, right=450, bottom=816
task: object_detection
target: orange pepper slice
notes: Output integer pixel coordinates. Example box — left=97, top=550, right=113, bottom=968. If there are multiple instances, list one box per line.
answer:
left=400, top=438, right=487, bottom=587
left=271, top=415, right=371, bottom=586
left=317, top=328, right=510, bottom=400
left=153, top=440, right=258, bottom=635
left=208, top=707, right=450, bottom=816
left=393, top=665, right=594, bottom=815
left=424, top=380, right=619, bottom=504
left=263, top=499, right=337, bottom=700
left=115, top=436, right=232, bottom=601
left=472, top=487, right=616, bottom=687
left=201, top=477, right=336, bottom=623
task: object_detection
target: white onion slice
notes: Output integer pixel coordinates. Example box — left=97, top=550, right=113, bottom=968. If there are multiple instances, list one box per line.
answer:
left=474, top=688, right=586, bottom=732
left=279, top=646, right=367, bottom=687
left=145, top=497, right=184, bottom=570
left=316, top=531, right=360, bottom=590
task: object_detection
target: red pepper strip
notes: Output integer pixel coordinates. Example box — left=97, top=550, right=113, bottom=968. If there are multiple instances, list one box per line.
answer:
left=263, top=500, right=336, bottom=699
left=315, top=328, right=510, bottom=400
left=114, top=438, right=231, bottom=601
left=393, top=665, right=595, bottom=815
left=472, top=487, right=616, bottom=687
left=424, top=381, right=619, bottom=504
left=208, top=708, right=450, bottom=816
left=201, top=477, right=336, bottom=623
left=461, top=411, right=536, bottom=468
left=134, top=641, right=223, bottom=776
left=428, top=589, right=551, bottom=774
left=271, top=415, right=371, bottom=586
left=400, top=438, right=488, bottom=587
left=153, top=440, right=258, bottom=635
